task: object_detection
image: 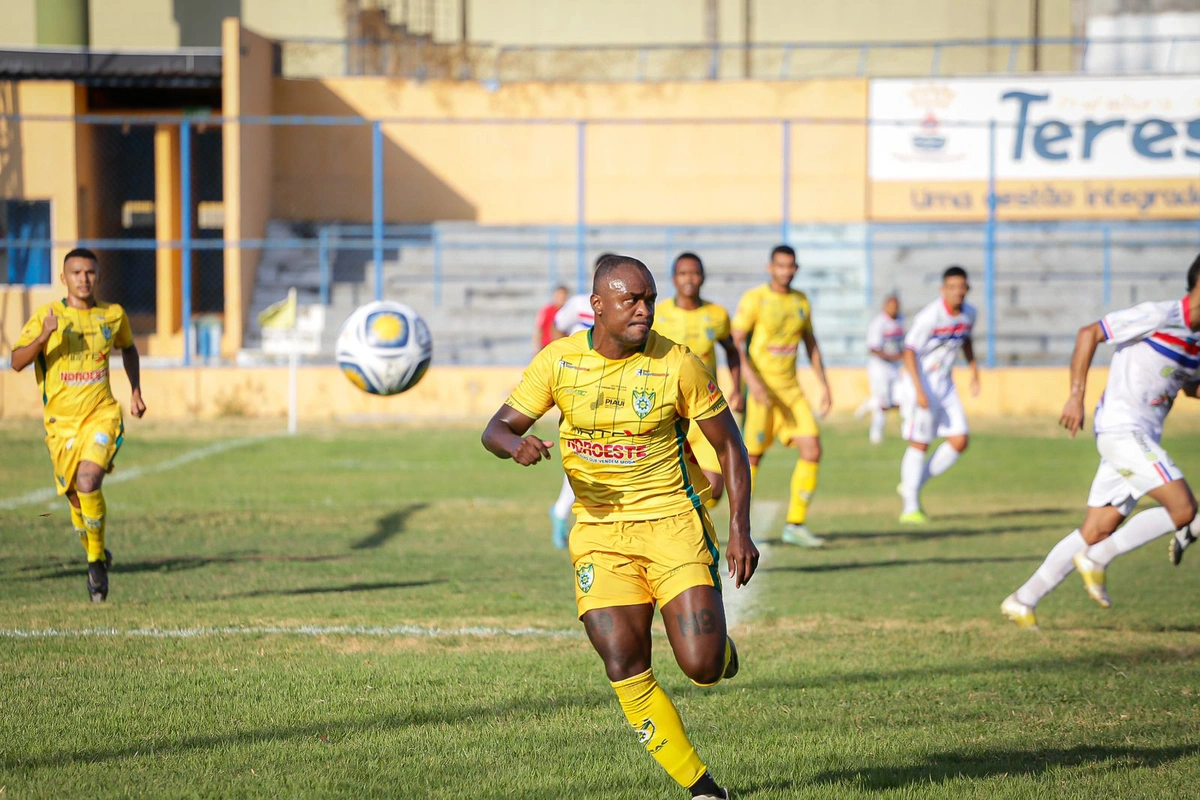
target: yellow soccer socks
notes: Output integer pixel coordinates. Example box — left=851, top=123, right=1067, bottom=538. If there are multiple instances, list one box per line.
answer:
left=70, top=503, right=88, bottom=555
left=787, top=459, right=819, bottom=525
left=611, top=668, right=707, bottom=789
left=77, top=489, right=107, bottom=563
left=749, top=462, right=759, bottom=494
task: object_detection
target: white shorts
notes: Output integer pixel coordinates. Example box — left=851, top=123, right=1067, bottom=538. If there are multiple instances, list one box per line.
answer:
left=867, top=360, right=901, bottom=408
left=899, top=378, right=968, bottom=445
left=1087, top=431, right=1184, bottom=516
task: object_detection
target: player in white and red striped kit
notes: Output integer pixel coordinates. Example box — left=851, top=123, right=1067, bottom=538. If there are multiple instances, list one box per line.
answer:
left=859, top=294, right=906, bottom=445
left=1002, top=257, right=1200, bottom=629
left=896, top=266, right=980, bottom=523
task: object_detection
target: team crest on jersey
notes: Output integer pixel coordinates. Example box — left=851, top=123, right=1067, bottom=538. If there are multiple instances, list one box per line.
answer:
left=576, top=563, right=595, bottom=593
left=631, top=388, right=655, bottom=419
left=100, top=325, right=112, bottom=341
left=705, top=327, right=716, bottom=341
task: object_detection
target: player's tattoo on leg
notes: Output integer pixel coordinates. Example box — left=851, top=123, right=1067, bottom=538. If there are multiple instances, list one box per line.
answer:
left=584, top=611, right=614, bottom=637
left=675, top=608, right=718, bottom=637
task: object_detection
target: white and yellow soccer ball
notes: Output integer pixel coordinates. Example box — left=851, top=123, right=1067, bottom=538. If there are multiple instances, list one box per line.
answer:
left=336, top=301, right=432, bottom=396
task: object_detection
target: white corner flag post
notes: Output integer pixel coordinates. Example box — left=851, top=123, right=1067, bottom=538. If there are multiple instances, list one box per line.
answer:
left=259, top=288, right=323, bottom=436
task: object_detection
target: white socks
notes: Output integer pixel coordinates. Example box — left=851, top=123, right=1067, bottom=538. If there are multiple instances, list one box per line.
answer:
left=900, top=447, right=925, bottom=513
left=924, top=442, right=960, bottom=481
left=1015, top=529, right=1086, bottom=607
left=1085, top=507, right=1175, bottom=566
left=869, top=407, right=886, bottom=444
left=552, top=474, right=575, bottom=519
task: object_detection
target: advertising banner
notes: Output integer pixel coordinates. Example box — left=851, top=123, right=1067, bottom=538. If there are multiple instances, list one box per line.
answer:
left=868, top=77, right=1200, bottom=220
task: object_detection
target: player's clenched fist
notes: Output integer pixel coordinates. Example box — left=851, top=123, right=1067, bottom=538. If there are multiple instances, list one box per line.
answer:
left=1060, top=396, right=1085, bottom=438
left=511, top=436, right=554, bottom=466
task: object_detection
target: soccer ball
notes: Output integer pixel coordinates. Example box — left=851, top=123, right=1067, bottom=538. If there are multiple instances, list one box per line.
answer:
left=336, top=301, right=433, bottom=396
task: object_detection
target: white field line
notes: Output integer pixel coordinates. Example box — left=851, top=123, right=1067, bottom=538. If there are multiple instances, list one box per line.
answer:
left=0, top=624, right=585, bottom=640
left=0, top=436, right=269, bottom=511
left=723, top=499, right=781, bottom=631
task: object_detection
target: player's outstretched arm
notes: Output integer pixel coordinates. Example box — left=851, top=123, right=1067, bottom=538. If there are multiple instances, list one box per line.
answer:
left=717, top=335, right=743, bottom=412
left=901, top=348, right=928, bottom=409
left=697, top=409, right=758, bottom=588
left=482, top=405, right=553, bottom=466
left=121, top=344, right=146, bottom=418
left=962, top=337, right=981, bottom=397
left=1061, top=322, right=1105, bottom=438
left=10, top=309, right=57, bottom=372
left=802, top=326, right=831, bottom=417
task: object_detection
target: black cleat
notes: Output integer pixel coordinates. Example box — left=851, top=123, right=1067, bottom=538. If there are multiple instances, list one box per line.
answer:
left=1170, top=531, right=1194, bottom=566
left=722, top=636, right=739, bottom=681
left=87, top=558, right=109, bottom=603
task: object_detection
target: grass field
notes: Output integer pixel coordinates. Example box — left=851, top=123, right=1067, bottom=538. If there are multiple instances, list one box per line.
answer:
left=1, top=416, right=1199, bottom=798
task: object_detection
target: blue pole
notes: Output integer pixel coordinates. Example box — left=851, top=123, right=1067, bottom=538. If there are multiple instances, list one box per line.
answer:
left=318, top=227, right=330, bottom=306
left=780, top=120, right=791, bottom=244
left=1102, top=225, right=1112, bottom=306
left=372, top=120, right=384, bottom=301
left=576, top=121, right=586, bottom=293
left=984, top=119, right=998, bottom=369
left=180, top=118, right=193, bottom=366
left=432, top=225, right=443, bottom=307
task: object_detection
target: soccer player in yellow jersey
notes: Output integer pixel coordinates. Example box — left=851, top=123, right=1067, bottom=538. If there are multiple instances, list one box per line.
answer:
left=653, top=252, right=743, bottom=506
left=732, top=244, right=831, bottom=548
left=11, top=248, right=145, bottom=602
left=483, top=255, right=757, bottom=799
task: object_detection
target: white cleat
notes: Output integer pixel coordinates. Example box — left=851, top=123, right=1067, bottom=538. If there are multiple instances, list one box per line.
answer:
left=1000, top=594, right=1039, bottom=630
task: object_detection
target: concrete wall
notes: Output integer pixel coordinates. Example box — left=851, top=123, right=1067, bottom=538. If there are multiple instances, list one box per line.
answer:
left=0, top=80, right=83, bottom=267
left=270, top=77, right=868, bottom=225
left=222, top=18, right=275, bottom=357
left=0, top=363, right=1119, bottom=422
left=0, top=0, right=38, bottom=46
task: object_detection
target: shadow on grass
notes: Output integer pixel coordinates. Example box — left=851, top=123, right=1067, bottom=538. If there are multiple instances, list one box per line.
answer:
left=934, top=506, right=1074, bottom=522
left=808, top=743, right=1200, bottom=790
left=798, top=522, right=1058, bottom=544
left=2, top=690, right=611, bottom=771
left=759, top=555, right=1038, bottom=574
left=351, top=503, right=430, bottom=550
left=224, top=579, right=447, bottom=599
left=18, top=552, right=349, bottom=580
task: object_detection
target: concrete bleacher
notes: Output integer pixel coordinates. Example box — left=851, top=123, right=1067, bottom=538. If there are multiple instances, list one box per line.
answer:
left=245, top=220, right=1200, bottom=367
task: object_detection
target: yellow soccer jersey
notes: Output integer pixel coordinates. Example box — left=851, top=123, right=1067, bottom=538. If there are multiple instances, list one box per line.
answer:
left=506, top=329, right=729, bottom=522
left=731, top=285, right=811, bottom=387
left=15, top=300, right=133, bottom=429
left=652, top=298, right=731, bottom=376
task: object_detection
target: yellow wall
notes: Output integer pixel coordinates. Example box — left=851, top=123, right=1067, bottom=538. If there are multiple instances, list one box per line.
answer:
left=270, top=77, right=868, bottom=225
left=0, top=0, right=37, bottom=46
left=0, top=364, right=1114, bottom=423
left=0, top=80, right=83, bottom=269
left=0, top=285, right=59, bottom=358
left=222, top=18, right=276, bottom=357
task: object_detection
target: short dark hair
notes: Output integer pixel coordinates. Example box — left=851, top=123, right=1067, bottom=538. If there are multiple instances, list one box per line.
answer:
left=771, top=245, right=796, bottom=261
left=1188, top=253, right=1200, bottom=292
left=64, top=247, right=98, bottom=266
left=943, top=265, right=968, bottom=282
left=593, top=252, right=617, bottom=271
left=592, top=254, right=649, bottom=293
left=672, top=251, right=704, bottom=275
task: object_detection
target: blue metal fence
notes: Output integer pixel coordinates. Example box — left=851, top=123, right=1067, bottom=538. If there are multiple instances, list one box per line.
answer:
left=3, top=112, right=1199, bottom=367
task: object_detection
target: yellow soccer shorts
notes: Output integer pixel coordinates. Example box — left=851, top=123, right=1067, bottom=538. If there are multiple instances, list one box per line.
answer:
left=45, top=411, right=124, bottom=495
left=742, top=380, right=819, bottom=457
left=685, top=420, right=722, bottom=475
left=569, top=507, right=722, bottom=617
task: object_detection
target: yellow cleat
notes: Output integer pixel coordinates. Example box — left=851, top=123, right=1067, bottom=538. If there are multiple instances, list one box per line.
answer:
left=1001, top=594, right=1039, bottom=630
left=898, top=510, right=929, bottom=524
left=1072, top=552, right=1111, bottom=608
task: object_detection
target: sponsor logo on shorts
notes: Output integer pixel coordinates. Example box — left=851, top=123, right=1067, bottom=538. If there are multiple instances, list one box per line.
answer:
left=564, top=438, right=648, bottom=464
left=94, top=432, right=110, bottom=446
left=56, top=474, right=66, bottom=487
left=59, top=369, right=106, bottom=386
left=631, top=389, right=655, bottom=419
left=576, top=563, right=594, bottom=593
left=706, top=380, right=718, bottom=396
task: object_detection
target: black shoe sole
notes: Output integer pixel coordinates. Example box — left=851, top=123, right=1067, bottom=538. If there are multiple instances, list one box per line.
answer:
left=87, top=561, right=109, bottom=603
